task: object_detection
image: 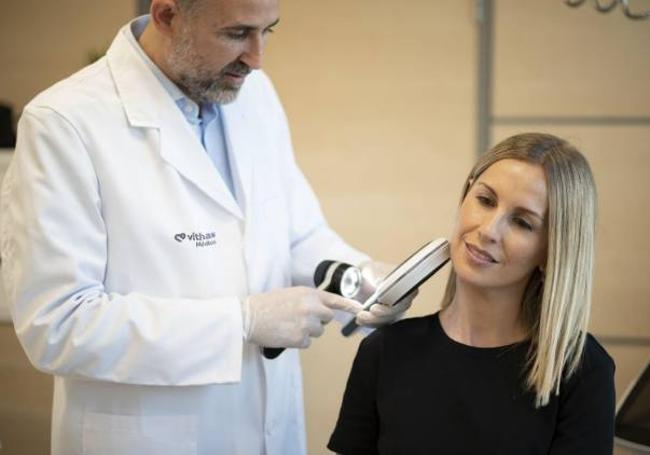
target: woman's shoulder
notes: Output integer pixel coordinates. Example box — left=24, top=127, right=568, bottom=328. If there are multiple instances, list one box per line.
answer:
left=580, top=333, right=615, bottom=375
left=562, top=333, right=615, bottom=395
left=360, top=313, right=440, bottom=353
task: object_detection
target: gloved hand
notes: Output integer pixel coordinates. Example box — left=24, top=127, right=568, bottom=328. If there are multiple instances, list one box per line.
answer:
left=244, top=286, right=362, bottom=349
left=354, top=260, right=418, bottom=328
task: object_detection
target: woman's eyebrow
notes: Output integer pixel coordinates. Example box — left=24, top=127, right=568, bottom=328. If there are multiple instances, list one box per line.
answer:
left=476, top=182, right=497, bottom=196
left=514, top=206, right=544, bottom=221
left=477, top=182, right=544, bottom=220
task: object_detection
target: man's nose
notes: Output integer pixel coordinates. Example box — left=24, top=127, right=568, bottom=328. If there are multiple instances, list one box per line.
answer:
left=241, top=34, right=264, bottom=70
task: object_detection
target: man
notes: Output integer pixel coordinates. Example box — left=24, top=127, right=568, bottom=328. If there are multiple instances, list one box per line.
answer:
left=0, top=0, right=410, bottom=453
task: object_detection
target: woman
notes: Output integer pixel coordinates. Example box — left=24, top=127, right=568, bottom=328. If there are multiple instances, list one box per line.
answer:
left=328, top=133, right=615, bottom=454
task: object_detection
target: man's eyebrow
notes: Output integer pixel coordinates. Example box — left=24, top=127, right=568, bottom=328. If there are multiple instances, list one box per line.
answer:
left=476, top=182, right=544, bottom=220
left=223, top=18, right=280, bottom=31
left=266, top=18, right=280, bottom=29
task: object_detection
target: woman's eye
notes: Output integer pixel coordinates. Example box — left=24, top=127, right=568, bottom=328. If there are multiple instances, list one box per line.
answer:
left=476, top=195, right=495, bottom=207
left=513, top=217, right=533, bottom=231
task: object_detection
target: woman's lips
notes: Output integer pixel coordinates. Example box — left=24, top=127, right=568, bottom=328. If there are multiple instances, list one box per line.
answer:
left=465, top=241, right=498, bottom=264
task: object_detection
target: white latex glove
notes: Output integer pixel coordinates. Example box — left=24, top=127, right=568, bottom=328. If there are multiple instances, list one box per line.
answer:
left=244, top=286, right=362, bottom=349
left=354, top=261, right=418, bottom=328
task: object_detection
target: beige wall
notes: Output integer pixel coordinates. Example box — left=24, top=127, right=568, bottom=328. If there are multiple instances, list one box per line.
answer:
left=264, top=1, right=650, bottom=453
left=0, top=0, right=135, bottom=122
left=491, top=1, right=650, bottom=433
left=264, top=2, right=477, bottom=452
left=0, top=1, right=649, bottom=454
left=264, top=1, right=477, bottom=452
left=0, top=2, right=136, bottom=453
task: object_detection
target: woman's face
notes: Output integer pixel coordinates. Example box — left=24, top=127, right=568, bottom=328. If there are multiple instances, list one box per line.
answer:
left=450, top=159, right=548, bottom=293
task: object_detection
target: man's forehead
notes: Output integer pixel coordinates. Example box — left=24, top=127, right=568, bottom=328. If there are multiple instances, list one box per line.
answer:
left=201, top=0, right=279, bottom=26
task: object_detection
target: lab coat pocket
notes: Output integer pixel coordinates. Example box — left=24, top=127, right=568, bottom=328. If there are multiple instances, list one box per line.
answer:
left=82, top=412, right=198, bottom=455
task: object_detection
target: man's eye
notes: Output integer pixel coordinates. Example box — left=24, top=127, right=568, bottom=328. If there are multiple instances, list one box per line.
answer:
left=226, top=31, right=248, bottom=40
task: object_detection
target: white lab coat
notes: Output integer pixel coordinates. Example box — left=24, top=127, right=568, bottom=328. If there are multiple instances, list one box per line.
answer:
left=0, top=20, right=367, bottom=455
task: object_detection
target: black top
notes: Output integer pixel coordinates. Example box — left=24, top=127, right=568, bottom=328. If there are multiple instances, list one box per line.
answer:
left=329, top=313, right=615, bottom=455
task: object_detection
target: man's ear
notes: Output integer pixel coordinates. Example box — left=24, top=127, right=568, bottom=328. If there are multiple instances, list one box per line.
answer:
left=150, top=0, right=180, bottom=36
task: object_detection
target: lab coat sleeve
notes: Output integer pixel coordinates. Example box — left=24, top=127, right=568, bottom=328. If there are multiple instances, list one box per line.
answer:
left=258, top=73, right=369, bottom=286
left=0, top=106, right=243, bottom=386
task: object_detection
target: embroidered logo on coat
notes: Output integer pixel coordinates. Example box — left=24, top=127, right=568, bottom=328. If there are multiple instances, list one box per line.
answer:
left=174, top=232, right=217, bottom=248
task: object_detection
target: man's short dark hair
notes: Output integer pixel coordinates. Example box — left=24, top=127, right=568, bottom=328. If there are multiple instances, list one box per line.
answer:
left=176, top=0, right=203, bottom=15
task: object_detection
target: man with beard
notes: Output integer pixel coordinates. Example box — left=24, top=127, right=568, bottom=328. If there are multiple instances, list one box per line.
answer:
left=0, top=0, right=412, bottom=454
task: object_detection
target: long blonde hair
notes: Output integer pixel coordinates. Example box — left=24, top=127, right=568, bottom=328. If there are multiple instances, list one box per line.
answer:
left=441, top=132, right=597, bottom=407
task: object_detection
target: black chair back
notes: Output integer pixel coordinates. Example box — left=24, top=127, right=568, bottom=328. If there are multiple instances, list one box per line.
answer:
left=616, top=360, right=650, bottom=452
left=0, top=104, right=16, bottom=148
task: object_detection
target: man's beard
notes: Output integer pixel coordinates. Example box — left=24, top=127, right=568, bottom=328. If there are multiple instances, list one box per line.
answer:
left=166, top=30, right=251, bottom=105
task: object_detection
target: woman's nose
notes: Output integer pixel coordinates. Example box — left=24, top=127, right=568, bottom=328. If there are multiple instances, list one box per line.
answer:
left=478, top=212, right=503, bottom=243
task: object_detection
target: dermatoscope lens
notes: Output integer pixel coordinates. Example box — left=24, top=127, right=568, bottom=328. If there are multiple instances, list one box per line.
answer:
left=339, top=267, right=362, bottom=299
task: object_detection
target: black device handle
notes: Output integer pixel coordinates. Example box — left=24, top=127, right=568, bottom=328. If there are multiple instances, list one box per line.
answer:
left=262, top=261, right=355, bottom=359
left=341, top=318, right=360, bottom=337
left=262, top=347, right=284, bottom=359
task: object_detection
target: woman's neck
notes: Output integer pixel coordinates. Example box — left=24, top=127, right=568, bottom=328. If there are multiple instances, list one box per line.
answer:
left=439, top=281, right=528, bottom=348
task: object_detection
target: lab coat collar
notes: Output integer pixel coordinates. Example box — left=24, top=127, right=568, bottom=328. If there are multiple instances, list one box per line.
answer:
left=106, top=22, right=245, bottom=220
left=220, top=103, right=252, bottom=223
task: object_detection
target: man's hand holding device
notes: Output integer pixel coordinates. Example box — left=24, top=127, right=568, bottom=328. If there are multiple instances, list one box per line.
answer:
left=262, top=238, right=450, bottom=358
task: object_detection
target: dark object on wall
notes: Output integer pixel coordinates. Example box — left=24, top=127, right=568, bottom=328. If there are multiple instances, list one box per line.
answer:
left=137, top=0, right=152, bottom=15
left=0, top=104, right=16, bottom=148
left=615, top=360, right=650, bottom=452
left=565, top=0, right=650, bottom=20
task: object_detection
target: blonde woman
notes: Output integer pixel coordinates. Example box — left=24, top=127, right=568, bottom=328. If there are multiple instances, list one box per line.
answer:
left=328, top=133, right=615, bottom=454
